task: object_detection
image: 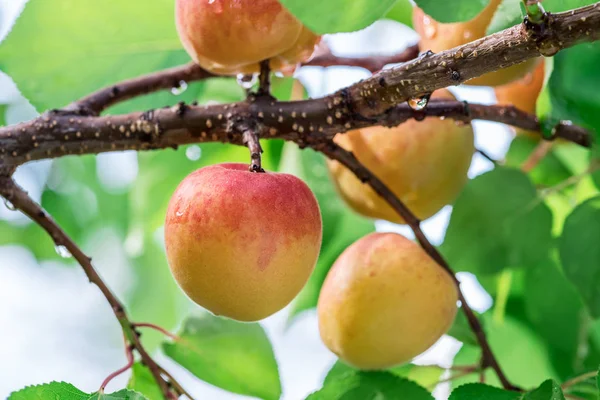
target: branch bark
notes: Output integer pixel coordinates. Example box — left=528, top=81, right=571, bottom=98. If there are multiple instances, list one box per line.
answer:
left=0, top=177, right=183, bottom=399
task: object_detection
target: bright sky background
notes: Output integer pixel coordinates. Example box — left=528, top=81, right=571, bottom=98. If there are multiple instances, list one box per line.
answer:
left=0, top=1, right=514, bottom=399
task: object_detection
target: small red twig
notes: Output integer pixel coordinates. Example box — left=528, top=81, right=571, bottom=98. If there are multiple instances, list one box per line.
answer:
left=99, top=340, right=135, bottom=393
left=132, top=322, right=181, bottom=342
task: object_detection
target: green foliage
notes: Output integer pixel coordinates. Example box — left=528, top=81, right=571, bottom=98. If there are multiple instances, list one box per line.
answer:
left=524, top=380, right=565, bottom=400
left=278, top=0, right=398, bottom=34
left=487, top=0, right=598, bottom=34
left=543, top=41, right=600, bottom=143
left=0, top=103, right=6, bottom=126
left=308, top=371, right=434, bottom=400
left=449, top=383, right=521, bottom=400
left=441, top=167, right=553, bottom=275
left=127, top=363, right=162, bottom=400
left=162, top=314, right=281, bottom=400
left=413, top=0, right=490, bottom=23
left=384, top=0, right=414, bottom=27
left=8, top=382, right=147, bottom=400
left=559, top=196, right=600, bottom=317
left=0, top=0, right=197, bottom=114
left=324, top=361, right=444, bottom=389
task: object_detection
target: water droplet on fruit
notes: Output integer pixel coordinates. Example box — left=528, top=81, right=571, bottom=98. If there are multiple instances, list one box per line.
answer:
left=408, top=94, right=430, bottom=111
left=3, top=199, right=16, bottom=211
left=236, top=73, right=258, bottom=90
left=55, top=245, right=72, bottom=258
left=171, top=80, right=188, bottom=96
left=463, top=30, right=472, bottom=40
left=186, top=145, right=202, bottom=161
left=422, top=16, right=437, bottom=39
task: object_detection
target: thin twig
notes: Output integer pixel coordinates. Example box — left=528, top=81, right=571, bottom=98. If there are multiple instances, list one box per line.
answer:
left=158, top=365, right=196, bottom=400
left=521, top=140, right=554, bottom=172
left=314, top=140, right=520, bottom=391
left=133, top=322, right=181, bottom=342
left=0, top=177, right=178, bottom=399
left=476, top=148, right=499, bottom=166
left=562, top=371, right=599, bottom=390
left=99, top=341, right=135, bottom=393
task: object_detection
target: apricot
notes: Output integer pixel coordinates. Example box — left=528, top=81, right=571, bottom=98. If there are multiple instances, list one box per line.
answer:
left=175, top=0, right=321, bottom=75
left=413, top=0, right=539, bottom=86
left=327, top=89, right=474, bottom=224
left=164, top=163, right=322, bottom=321
left=495, top=61, right=545, bottom=136
left=318, top=232, right=458, bottom=369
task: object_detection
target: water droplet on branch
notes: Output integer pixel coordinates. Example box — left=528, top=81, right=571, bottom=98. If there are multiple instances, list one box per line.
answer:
left=55, top=245, right=72, bottom=258
left=236, top=73, right=258, bottom=90
left=408, top=94, right=431, bottom=111
left=3, top=199, right=16, bottom=211
left=171, top=80, right=188, bottom=95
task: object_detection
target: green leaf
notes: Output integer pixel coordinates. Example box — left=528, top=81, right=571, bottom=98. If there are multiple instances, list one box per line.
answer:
left=323, top=361, right=443, bottom=389
left=279, top=0, right=398, bottom=34
left=308, top=371, right=434, bottom=400
left=0, top=0, right=198, bottom=113
left=449, top=383, right=520, bottom=400
left=487, top=0, right=598, bottom=34
left=524, top=259, right=586, bottom=379
left=505, top=136, right=572, bottom=187
left=524, top=380, right=565, bottom=400
left=559, top=196, right=600, bottom=317
left=279, top=144, right=375, bottom=320
left=163, top=314, right=281, bottom=400
left=441, top=167, right=553, bottom=275
left=452, top=316, right=558, bottom=388
left=545, top=41, right=600, bottom=143
left=9, top=382, right=88, bottom=400
left=597, top=365, right=599, bottom=393
left=90, top=390, right=147, bottom=400
left=414, top=0, right=490, bottom=23
left=127, top=363, right=163, bottom=400
left=384, top=0, right=414, bottom=28
left=8, top=382, right=147, bottom=400
left=0, top=103, right=7, bottom=126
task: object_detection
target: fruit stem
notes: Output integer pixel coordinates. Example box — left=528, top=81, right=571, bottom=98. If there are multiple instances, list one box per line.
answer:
left=240, top=121, right=265, bottom=173
left=99, top=338, right=134, bottom=393
left=521, top=1, right=547, bottom=25
left=257, top=59, right=272, bottom=97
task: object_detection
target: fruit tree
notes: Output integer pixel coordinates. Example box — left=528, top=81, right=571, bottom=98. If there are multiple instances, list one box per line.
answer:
left=1, top=0, right=600, bottom=399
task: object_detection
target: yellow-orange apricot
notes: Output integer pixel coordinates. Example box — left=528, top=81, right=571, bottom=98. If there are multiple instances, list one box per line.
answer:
left=175, top=0, right=321, bottom=75
left=327, top=89, right=474, bottom=224
left=164, top=163, right=322, bottom=321
left=318, top=232, right=458, bottom=369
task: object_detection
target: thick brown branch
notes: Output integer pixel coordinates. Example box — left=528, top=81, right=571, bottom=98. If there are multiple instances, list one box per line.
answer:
left=346, top=3, right=600, bottom=116
left=0, top=178, right=179, bottom=399
left=315, top=140, right=520, bottom=391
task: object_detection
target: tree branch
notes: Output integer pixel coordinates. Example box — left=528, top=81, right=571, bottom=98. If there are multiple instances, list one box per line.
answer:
left=313, top=140, right=519, bottom=391
left=0, top=177, right=183, bottom=399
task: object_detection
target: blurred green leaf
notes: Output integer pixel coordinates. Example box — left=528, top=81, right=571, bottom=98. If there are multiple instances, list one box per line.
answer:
left=447, top=308, right=482, bottom=346
left=384, top=0, right=414, bottom=27
left=544, top=42, right=600, bottom=144
left=524, top=259, right=587, bottom=379
left=524, top=380, right=565, bottom=400
left=487, top=0, right=597, bottom=34
left=505, top=136, right=572, bottom=187
left=441, top=167, right=553, bottom=275
left=0, top=0, right=198, bottom=113
left=163, top=314, right=281, bottom=400
left=279, top=0, right=398, bottom=34
left=308, top=371, right=434, bottom=400
left=449, top=383, right=520, bottom=400
left=324, top=361, right=443, bottom=389
left=8, top=382, right=147, bottom=400
left=279, top=144, right=375, bottom=320
left=127, top=363, right=162, bottom=400
left=559, top=196, right=600, bottom=318
left=0, top=103, right=6, bottom=126
left=452, top=315, right=558, bottom=388
left=414, top=0, right=490, bottom=23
